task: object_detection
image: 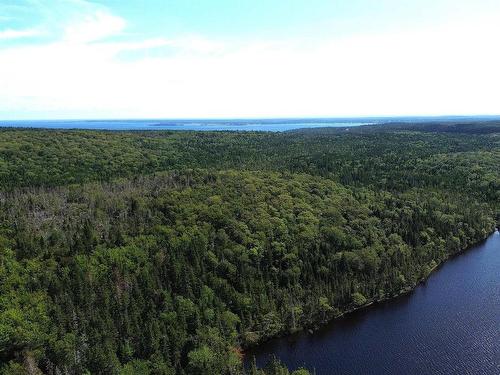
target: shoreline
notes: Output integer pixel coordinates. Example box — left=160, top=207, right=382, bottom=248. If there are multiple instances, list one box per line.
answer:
left=242, top=229, right=498, bottom=357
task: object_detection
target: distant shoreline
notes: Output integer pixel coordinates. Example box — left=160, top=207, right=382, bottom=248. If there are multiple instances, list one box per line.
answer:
left=1, top=116, right=500, bottom=132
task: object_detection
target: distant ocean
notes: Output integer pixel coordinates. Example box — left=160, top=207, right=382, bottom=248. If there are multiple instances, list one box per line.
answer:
left=0, top=119, right=374, bottom=131
left=0, top=116, right=497, bottom=132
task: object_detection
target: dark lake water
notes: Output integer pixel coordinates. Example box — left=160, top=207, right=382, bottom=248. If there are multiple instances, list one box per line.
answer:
left=246, top=230, right=500, bottom=374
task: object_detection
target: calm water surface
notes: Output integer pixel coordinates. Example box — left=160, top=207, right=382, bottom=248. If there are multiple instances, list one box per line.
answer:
left=247, top=231, right=500, bottom=374
left=0, top=119, right=372, bottom=131
left=2, top=117, right=498, bottom=131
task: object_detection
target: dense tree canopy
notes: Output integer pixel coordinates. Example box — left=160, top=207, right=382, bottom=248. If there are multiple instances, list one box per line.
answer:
left=0, top=123, right=498, bottom=374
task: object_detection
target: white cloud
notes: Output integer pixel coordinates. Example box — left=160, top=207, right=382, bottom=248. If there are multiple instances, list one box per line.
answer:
left=0, top=28, right=41, bottom=40
left=0, top=8, right=500, bottom=118
left=63, top=10, right=126, bottom=43
left=168, top=36, right=227, bottom=55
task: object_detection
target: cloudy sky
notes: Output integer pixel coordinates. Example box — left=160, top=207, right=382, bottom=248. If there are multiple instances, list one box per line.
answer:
left=1, top=0, right=499, bottom=119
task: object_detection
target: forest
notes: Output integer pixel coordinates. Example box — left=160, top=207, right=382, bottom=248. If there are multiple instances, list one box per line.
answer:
left=0, top=123, right=499, bottom=374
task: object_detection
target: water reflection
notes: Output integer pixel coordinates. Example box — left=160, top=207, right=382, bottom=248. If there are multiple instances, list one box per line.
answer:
left=247, top=231, right=500, bottom=374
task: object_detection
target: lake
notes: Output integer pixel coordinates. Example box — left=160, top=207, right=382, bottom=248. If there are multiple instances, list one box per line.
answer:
left=246, top=230, right=500, bottom=374
left=0, top=119, right=373, bottom=131
left=1, top=117, right=499, bottom=131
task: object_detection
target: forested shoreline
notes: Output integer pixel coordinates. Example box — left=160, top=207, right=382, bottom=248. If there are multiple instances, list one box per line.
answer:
left=0, top=123, right=498, bottom=374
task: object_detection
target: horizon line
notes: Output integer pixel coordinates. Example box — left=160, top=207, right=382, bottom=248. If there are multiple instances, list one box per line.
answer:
left=2, top=114, right=500, bottom=122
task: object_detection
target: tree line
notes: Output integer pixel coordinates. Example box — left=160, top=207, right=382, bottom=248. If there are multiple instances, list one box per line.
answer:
left=0, top=123, right=498, bottom=374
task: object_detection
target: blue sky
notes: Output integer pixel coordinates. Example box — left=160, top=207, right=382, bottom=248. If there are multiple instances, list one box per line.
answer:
left=1, top=0, right=500, bottom=119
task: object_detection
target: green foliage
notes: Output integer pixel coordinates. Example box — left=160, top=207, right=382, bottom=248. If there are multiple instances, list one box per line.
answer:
left=0, top=248, right=52, bottom=366
left=246, top=356, right=311, bottom=375
left=0, top=123, right=497, bottom=374
left=351, top=293, right=367, bottom=307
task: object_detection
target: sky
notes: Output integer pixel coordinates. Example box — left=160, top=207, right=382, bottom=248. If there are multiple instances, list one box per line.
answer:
left=0, top=0, right=500, bottom=119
